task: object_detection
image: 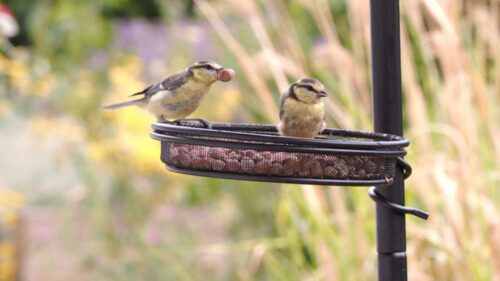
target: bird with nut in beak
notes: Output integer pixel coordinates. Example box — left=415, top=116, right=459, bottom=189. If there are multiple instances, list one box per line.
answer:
left=278, top=78, right=328, bottom=138
left=103, top=61, right=235, bottom=126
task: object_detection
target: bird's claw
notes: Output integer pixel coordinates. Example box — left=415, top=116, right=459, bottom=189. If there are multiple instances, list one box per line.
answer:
left=172, top=118, right=212, bottom=129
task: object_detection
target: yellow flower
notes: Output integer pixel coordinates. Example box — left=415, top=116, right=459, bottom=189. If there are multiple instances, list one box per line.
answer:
left=0, top=186, right=24, bottom=210
left=7, top=59, right=31, bottom=92
left=114, top=108, right=163, bottom=174
left=108, top=56, right=145, bottom=100
left=88, top=141, right=106, bottom=164
left=30, top=75, right=56, bottom=98
left=0, top=242, right=16, bottom=280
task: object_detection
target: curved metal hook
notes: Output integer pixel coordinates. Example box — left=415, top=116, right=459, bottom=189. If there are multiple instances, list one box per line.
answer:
left=368, top=187, right=429, bottom=220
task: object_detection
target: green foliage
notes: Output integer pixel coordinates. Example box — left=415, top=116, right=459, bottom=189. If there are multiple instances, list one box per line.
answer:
left=30, top=1, right=112, bottom=66
left=5, top=0, right=165, bottom=68
left=101, top=0, right=162, bottom=19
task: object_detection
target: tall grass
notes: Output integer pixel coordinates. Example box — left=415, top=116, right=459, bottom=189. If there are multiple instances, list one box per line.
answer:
left=192, top=0, right=500, bottom=280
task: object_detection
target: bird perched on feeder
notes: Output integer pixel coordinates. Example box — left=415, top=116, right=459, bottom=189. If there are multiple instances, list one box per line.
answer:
left=103, top=61, right=235, bottom=126
left=278, top=77, right=328, bottom=138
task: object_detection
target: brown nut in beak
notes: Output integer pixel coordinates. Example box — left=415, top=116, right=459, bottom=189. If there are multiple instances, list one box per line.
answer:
left=217, top=68, right=235, bottom=82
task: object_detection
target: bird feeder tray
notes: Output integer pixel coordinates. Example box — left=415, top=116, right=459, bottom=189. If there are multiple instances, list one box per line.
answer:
left=151, top=121, right=410, bottom=186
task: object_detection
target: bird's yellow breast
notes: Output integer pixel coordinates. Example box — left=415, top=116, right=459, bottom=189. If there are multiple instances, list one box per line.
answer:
left=279, top=98, right=325, bottom=138
left=147, top=80, right=210, bottom=119
left=283, top=98, right=325, bottom=120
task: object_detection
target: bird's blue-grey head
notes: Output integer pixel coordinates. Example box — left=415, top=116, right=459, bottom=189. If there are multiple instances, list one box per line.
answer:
left=189, top=61, right=235, bottom=84
left=289, top=77, right=328, bottom=104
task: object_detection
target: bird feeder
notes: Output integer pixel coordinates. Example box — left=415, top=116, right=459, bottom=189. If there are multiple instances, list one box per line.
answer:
left=151, top=0, right=428, bottom=280
left=151, top=122, right=410, bottom=186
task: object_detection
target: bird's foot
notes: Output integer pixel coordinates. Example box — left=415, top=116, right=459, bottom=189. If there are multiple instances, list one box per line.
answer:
left=173, top=118, right=212, bottom=129
left=156, top=115, right=169, bottom=123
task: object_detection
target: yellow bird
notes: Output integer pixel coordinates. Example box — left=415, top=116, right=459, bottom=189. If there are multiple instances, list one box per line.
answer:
left=278, top=78, right=328, bottom=138
left=103, top=61, right=235, bottom=126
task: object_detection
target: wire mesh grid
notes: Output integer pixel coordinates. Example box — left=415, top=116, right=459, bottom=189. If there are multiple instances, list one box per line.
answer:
left=151, top=121, right=409, bottom=186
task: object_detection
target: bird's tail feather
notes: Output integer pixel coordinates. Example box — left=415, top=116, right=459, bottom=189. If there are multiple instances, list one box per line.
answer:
left=102, top=98, right=146, bottom=110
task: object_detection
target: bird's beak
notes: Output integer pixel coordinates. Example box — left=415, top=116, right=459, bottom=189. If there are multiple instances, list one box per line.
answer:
left=217, top=68, right=235, bottom=82
left=318, top=91, right=328, bottom=98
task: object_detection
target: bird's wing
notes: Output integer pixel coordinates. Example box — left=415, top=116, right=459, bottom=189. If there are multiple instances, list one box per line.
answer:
left=129, top=70, right=190, bottom=98
left=129, top=84, right=155, bottom=97
left=159, top=70, right=190, bottom=91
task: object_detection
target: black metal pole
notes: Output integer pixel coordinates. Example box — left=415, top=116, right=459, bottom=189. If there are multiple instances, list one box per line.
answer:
left=370, top=0, right=407, bottom=280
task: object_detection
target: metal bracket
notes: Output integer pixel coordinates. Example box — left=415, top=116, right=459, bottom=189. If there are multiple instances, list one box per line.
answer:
left=368, top=187, right=429, bottom=220
left=368, top=158, right=429, bottom=220
left=397, top=157, right=412, bottom=179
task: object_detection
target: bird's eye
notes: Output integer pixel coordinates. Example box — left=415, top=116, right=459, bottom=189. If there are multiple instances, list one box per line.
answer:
left=305, top=85, right=316, bottom=92
left=204, top=65, right=215, bottom=70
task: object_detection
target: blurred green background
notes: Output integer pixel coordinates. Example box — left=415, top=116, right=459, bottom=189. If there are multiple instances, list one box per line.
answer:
left=0, top=0, right=499, bottom=280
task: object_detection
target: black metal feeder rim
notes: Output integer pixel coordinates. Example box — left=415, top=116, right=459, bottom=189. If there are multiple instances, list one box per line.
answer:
left=152, top=122, right=409, bottom=148
left=151, top=122, right=410, bottom=150
left=166, top=165, right=395, bottom=187
left=150, top=131, right=408, bottom=157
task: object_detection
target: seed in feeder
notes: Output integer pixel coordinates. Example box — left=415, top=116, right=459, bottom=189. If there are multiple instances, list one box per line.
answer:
left=255, top=160, right=272, bottom=174
left=191, top=157, right=204, bottom=169
left=300, top=156, right=313, bottom=170
left=253, top=154, right=264, bottom=163
left=283, top=156, right=299, bottom=175
left=241, top=157, right=255, bottom=173
left=209, top=148, right=225, bottom=159
left=347, top=165, right=356, bottom=175
left=335, top=158, right=347, bottom=169
left=310, top=161, right=323, bottom=177
left=169, top=147, right=179, bottom=162
left=212, top=159, right=225, bottom=171
left=314, top=155, right=325, bottom=163
left=203, top=158, right=215, bottom=169
left=225, top=159, right=240, bottom=172
left=346, top=157, right=355, bottom=165
left=274, top=152, right=287, bottom=161
left=243, top=150, right=256, bottom=158
left=283, top=155, right=299, bottom=168
left=261, top=151, right=272, bottom=160
left=324, top=166, right=338, bottom=177
left=178, top=153, right=192, bottom=167
left=298, top=168, right=310, bottom=177
left=178, top=147, right=189, bottom=155
left=189, top=148, right=200, bottom=158
left=364, top=161, right=377, bottom=173
left=358, top=169, right=367, bottom=177
left=298, top=157, right=314, bottom=177
left=354, top=157, right=366, bottom=168
left=170, top=147, right=179, bottom=157
left=270, top=163, right=283, bottom=175
left=227, top=151, right=241, bottom=160
left=198, top=146, right=209, bottom=155
left=324, top=155, right=338, bottom=165
left=334, top=159, right=349, bottom=176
